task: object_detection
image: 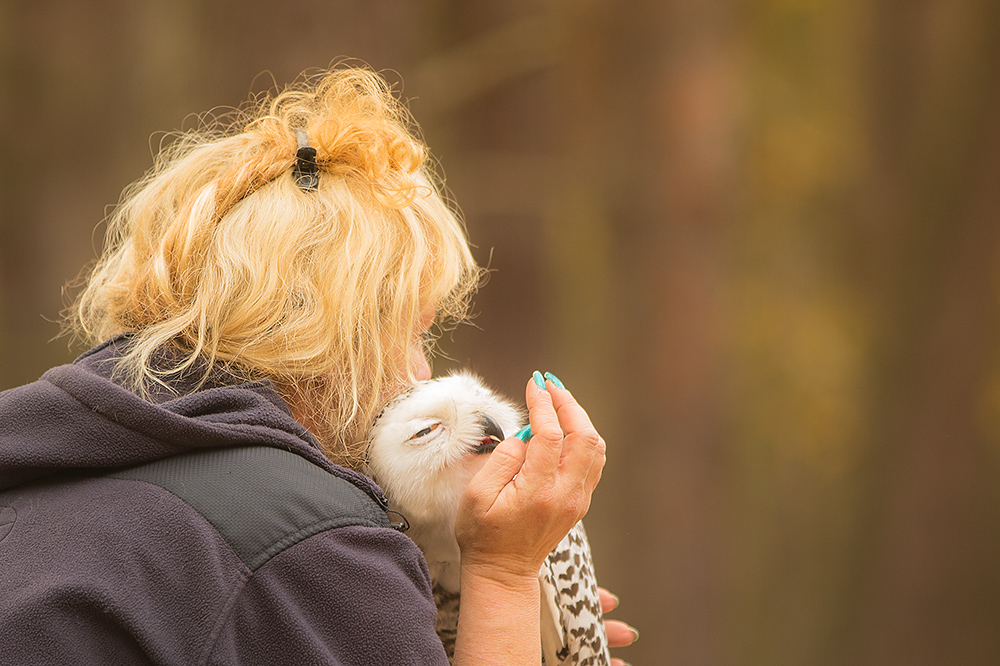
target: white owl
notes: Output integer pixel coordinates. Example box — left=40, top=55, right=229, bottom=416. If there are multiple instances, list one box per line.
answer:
left=367, top=371, right=610, bottom=665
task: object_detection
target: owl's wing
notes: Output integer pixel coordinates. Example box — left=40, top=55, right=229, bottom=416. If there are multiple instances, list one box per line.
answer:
left=539, top=554, right=568, bottom=665
left=538, top=521, right=611, bottom=665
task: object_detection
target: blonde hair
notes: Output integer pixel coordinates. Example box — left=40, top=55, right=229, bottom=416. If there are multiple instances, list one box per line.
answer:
left=70, top=66, right=480, bottom=467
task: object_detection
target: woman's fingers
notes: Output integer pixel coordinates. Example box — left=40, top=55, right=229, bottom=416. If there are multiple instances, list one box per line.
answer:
left=598, top=587, right=639, bottom=656
left=598, top=587, right=619, bottom=613
left=471, top=435, right=528, bottom=503
left=506, top=373, right=607, bottom=523
left=546, top=375, right=599, bottom=438
left=544, top=378, right=606, bottom=497
left=472, top=371, right=606, bottom=532
left=514, top=376, right=564, bottom=493
left=605, top=620, right=639, bottom=648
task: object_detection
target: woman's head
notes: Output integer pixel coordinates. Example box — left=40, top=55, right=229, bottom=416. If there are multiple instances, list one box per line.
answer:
left=70, top=66, right=480, bottom=467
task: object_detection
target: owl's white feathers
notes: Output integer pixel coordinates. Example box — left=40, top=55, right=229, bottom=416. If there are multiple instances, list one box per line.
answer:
left=367, top=371, right=610, bottom=665
left=368, top=372, right=523, bottom=593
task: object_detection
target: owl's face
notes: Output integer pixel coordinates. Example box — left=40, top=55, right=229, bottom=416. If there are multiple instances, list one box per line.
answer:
left=367, top=372, right=525, bottom=524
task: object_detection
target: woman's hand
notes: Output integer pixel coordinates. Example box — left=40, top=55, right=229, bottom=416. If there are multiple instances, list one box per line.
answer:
left=451, top=372, right=607, bottom=665
left=455, top=372, right=606, bottom=583
left=599, top=587, right=639, bottom=666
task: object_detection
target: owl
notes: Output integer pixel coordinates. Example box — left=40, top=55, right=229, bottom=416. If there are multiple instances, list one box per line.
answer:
left=367, top=371, right=610, bottom=665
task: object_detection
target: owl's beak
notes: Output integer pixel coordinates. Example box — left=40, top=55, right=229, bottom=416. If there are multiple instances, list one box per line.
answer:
left=474, top=413, right=505, bottom=454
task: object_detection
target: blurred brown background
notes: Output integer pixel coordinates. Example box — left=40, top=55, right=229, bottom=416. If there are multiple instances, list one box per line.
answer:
left=3, top=1, right=1000, bottom=664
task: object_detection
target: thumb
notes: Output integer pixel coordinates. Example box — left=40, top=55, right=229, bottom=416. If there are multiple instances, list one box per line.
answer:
left=465, top=436, right=527, bottom=503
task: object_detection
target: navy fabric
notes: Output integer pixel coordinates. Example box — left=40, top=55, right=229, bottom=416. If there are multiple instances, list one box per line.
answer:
left=0, top=337, right=448, bottom=665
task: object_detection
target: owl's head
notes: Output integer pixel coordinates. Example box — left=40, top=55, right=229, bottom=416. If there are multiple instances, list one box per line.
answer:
left=367, top=371, right=525, bottom=524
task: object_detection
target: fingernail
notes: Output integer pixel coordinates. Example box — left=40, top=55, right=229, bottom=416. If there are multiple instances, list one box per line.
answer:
left=514, top=424, right=533, bottom=442
left=628, top=626, right=640, bottom=643
left=532, top=370, right=546, bottom=390
left=543, top=372, right=565, bottom=389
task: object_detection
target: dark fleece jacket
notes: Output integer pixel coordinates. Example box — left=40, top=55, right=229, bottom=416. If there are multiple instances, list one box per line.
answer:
left=0, top=337, right=448, bottom=665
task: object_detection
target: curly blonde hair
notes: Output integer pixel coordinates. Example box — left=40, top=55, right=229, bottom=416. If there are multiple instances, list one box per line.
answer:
left=70, top=66, right=480, bottom=467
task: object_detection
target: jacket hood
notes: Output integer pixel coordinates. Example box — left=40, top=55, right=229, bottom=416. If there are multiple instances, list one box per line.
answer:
left=0, top=336, right=381, bottom=498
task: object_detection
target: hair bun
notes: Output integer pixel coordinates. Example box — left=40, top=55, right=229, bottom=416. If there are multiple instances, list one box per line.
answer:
left=271, top=69, right=427, bottom=201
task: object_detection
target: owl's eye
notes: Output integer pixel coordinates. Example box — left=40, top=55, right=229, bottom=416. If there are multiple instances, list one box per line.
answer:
left=411, top=422, right=441, bottom=440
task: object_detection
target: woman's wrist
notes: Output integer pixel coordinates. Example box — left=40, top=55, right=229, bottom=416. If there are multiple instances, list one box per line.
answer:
left=458, top=549, right=542, bottom=587
left=452, top=562, right=542, bottom=666
left=460, top=559, right=540, bottom=596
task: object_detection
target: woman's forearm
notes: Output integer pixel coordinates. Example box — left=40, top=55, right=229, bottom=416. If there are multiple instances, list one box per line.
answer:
left=451, top=563, right=541, bottom=666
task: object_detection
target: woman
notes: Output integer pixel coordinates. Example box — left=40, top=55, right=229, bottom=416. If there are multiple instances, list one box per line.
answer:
left=0, top=66, right=632, bottom=664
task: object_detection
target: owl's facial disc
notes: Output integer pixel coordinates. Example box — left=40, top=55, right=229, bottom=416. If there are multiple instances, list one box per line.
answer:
left=473, top=413, right=505, bottom=455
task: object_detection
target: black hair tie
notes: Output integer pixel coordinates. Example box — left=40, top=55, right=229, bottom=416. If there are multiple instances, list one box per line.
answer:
left=294, top=129, right=319, bottom=191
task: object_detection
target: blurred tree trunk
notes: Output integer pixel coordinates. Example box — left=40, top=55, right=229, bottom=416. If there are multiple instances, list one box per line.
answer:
left=847, top=1, right=1000, bottom=663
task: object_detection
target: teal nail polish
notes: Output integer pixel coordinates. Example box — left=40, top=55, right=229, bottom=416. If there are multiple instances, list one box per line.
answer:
left=514, top=424, right=533, bottom=442
left=543, top=372, right=565, bottom=389
left=532, top=370, right=546, bottom=390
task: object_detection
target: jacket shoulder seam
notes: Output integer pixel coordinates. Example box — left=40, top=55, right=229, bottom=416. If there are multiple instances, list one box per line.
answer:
left=106, top=446, right=390, bottom=571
